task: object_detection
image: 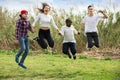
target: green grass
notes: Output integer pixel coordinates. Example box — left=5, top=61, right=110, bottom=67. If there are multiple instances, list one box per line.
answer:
left=0, top=52, right=120, bottom=80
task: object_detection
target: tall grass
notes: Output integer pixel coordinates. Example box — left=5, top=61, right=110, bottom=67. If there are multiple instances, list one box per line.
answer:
left=0, top=7, right=120, bottom=52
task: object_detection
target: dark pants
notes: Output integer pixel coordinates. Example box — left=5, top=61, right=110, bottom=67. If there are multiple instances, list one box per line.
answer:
left=37, top=29, right=54, bottom=49
left=62, top=42, right=76, bottom=55
left=86, top=32, right=99, bottom=48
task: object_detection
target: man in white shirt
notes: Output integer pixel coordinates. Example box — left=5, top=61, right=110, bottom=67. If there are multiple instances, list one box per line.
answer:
left=60, top=19, right=80, bottom=59
left=80, top=5, right=108, bottom=50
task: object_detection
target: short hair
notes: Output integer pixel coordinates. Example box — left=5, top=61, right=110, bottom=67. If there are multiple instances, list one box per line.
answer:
left=88, top=5, right=93, bottom=9
left=66, top=19, right=72, bottom=23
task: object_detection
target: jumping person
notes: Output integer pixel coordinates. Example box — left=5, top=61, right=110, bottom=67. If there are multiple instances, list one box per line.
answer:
left=32, top=3, right=60, bottom=51
left=79, top=5, right=108, bottom=51
left=60, top=19, right=80, bottom=59
left=15, top=10, right=34, bottom=69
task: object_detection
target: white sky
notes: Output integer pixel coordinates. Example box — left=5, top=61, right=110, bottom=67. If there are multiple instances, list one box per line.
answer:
left=0, top=0, right=119, bottom=14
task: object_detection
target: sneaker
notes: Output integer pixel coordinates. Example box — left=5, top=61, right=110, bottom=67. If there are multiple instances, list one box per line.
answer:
left=92, top=46, right=99, bottom=53
left=18, top=63, right=27, bottom=69
left=87, top=48, right=91, bottom=51
left=68, top=54, right=72, bottom=59
left=86, top=42, right=88, bottom=49
left=15, top=55, right=19, bottom=63
left=86, top=42, right=91, bottom=51
left=33, top=37, right=39, bottom=41
left=48, top=48, right=53, bottom=53
left=73, top=55, right=76, bottom=60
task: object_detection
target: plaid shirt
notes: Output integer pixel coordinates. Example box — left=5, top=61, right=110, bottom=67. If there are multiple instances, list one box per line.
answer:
left=16, top=18, right=32, bottom=40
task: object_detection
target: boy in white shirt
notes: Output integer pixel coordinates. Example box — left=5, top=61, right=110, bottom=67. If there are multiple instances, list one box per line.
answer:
left=80, top=5, right=108, bottom=50
left=60, top=19, right=80, bottom=59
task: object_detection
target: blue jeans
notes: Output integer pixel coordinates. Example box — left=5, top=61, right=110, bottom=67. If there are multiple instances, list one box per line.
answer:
left=16, top=37, right=29, bottom=64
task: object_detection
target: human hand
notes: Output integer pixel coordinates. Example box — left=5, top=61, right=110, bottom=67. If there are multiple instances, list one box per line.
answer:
left=15, top=40, right=19, bottom=44
left=98, top=10, right=104, bottom=14
left=78, top=31, right=80, bottom=35
left=58, top=32, right=62, bottom=36
left=58, top=30, right=62, bottom=36
left=31, top=27, right=35, bottom=33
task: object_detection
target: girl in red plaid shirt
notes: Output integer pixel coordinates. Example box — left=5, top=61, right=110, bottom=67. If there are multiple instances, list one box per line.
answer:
left=15, top=10, right=34, bottom=69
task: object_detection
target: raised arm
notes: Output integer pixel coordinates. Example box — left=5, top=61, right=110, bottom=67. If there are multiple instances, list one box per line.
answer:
left=98, top=10, right=108, bottom=19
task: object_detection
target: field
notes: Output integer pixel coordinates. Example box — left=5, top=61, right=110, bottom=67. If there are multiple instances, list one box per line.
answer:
left=0, top=6, right=120, bottom=80
left=0, top=51, right=120, bottom=80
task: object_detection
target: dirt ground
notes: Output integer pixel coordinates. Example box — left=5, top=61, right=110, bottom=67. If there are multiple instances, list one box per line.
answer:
left=81, top=45, right=120, bottom=60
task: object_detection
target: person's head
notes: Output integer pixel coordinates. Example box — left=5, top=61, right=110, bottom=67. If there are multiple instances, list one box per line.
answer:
left=88, top=5, right=94, bottom=15
left=38, top=3, right=51, bottom=14
left=19, top=10, right=28, bottom=19
left=66, top=19, right=72, bottom=27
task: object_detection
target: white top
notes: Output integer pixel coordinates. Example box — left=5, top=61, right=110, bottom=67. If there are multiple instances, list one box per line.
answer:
left=61, top=25, right=78, bottom=43
left=82, top=14, right=103, bottom=33
left=32, top=13, right=58, bottom=29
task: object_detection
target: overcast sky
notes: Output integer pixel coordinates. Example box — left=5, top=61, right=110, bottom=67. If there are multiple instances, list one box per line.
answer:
left=0, top=0, right=120, bottom=13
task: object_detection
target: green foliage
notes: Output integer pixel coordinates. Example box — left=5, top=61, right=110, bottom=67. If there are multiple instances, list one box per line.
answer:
left=0, top=6, right=120, bottom=52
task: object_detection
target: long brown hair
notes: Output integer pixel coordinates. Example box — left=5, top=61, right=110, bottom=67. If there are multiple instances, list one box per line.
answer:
left=38, top=3, right=50, bottom=13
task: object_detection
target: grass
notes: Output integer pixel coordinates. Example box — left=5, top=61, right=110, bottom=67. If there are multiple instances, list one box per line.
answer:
left=0, top=51, right=120, bottom=80
left=0, top=7, right=120, bottom=51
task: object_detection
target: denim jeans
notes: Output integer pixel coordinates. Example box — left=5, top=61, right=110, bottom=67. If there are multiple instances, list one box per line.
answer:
left=16, top=37, right=29, bottom=64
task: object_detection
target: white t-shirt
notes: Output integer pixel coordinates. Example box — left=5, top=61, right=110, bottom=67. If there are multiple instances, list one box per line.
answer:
left=82, top=14, right=103, bottom=33
left=32, top=13, right=58, bottom=29
left=61, top=25, right=78, bottom=43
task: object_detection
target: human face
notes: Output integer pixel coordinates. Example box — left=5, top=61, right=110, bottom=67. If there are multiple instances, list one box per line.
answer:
left=44, top=6, right=50, bottom=14
left=66, top=22, right=72, bottom=27
left=88, top=7, right=94, bottom=15
left=21, top=13, right=28, bottom=19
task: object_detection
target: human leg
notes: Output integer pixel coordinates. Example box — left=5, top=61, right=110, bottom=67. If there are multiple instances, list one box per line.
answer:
left=62, top=43, right=71, bottom=59
left=15, top=37, right=26, bottom=63
left=70, top=43, right=77, bottom=59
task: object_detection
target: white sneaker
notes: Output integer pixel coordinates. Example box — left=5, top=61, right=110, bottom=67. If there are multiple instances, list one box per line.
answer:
left=86, top=42, right=91, bottom=51
left=93, top=46, right=99, bottom=53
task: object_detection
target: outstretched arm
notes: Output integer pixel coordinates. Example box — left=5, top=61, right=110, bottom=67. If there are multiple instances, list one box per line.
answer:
left=98, top=10, right=108, bottom=19
left=51, top=16, right=61, bottom=34
left=28, top=22, right=34, bottom=33
left=72, top=26, right=80, bottom=35
left=32, top=15, right=39, bottom=27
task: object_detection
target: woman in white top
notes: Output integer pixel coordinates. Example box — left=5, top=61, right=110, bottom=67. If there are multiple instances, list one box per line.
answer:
left=32, top=3, right=60, bottom=50
left=60, top=19, right=80, bottom=59
left=80, top=5, right=108, bottom=50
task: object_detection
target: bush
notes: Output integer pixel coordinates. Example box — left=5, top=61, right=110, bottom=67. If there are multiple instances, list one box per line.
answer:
left=0, top=7, right=120, bottom=53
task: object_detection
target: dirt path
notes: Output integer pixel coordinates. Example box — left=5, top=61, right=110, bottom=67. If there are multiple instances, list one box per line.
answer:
left=81, top=46, right=120, bottom=59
